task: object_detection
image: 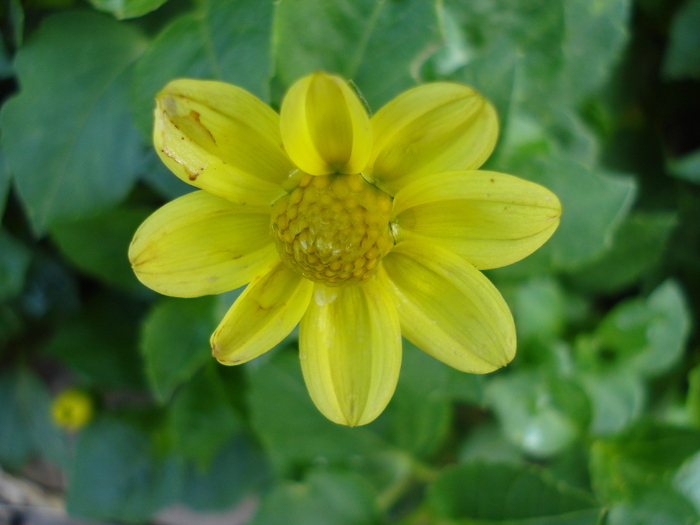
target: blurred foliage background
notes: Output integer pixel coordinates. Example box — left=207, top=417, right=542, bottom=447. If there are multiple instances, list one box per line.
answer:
left=0, top=0, right=699, bottom=523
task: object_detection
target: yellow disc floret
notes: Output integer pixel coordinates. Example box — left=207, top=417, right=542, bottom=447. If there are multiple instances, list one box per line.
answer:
left=272, top=173, right=394, bottom=286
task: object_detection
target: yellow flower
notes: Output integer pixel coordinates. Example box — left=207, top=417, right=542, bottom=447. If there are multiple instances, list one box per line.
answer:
left=130, top=72, right=561, bottom=426
left=51, top=388, right=93, bottom=431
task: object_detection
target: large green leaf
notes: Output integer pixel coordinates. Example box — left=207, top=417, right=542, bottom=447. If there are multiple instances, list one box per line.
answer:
left=0, top=30, right=14, bottom=79
left=590, top=423, right=700, bottom=503
left=688, top=365, right=700, bottom=427
left=443, top=0, right=630, bottom=109
left=247, top=351, right=388, bottom=476
left=493, top=157, right=636, bottom=275
left=44, top=295, right=145, bottom=389
left=0, top=230, right=31, bottom=302
left=593, top=280, right=691, bottom=378
left=0, top=369, right=34, bottom=469
left=140, top=296, right=218, bottom=403
left=512, top=277, right=567, bottom=348
left=274, top=0, right=442, bottom=108
left=0, top=149, right=10, bottom=217
left=167, top=365, right=240, bottom=468
left=575, top=368, right=645, bottom=436
left=88, top=0, right=169, bottom=19
left=180, top=434, right=269, bottom=511
left=50, top=206, right=152, bottom=294
left=662, top=0, right=700, bottom=80
left=606, top=489, right=699, bottom=525
left=669, top=148, right=700, bottom=184
left=429, top=461, right=600, bottom=523
left=0, top=367, right=68, bottom=471
left=570, top=212, right=678, bottom=293
left=0, top=12, right=147, bottom=234
left=487, top=369, right=590, bottom=458
left=131, top=0, right=274, bottom=136
left=68, top=416, right=184, bottom=522
left=141, top=150, right=192, bottom=200
left=251, top=470, right=379, bottom=525
left=535, top=162, right=636, bottom=270
left=559, top=0, right=632, bottom=103
left=384, top=341, right=452, bottom=458
left=459, top=423, right=524, bottom=464
left=674, top=450, right=700, bottom=515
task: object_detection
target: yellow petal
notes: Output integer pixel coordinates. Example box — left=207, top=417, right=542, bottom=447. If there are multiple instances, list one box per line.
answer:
left=392, top=170, right=561, bottom=269
left=368, top=83, right=498, bottom=195
left=155, top=79, right=293, bottom=206
left=280, top=72, right=371, bottom=176
left=380, top=240, right=515, bottom=373
left=212, top=263, right=313, bottom=365
left=299, top=279, right=401, bottom=426
left=129, top=190, right=278, bottom=297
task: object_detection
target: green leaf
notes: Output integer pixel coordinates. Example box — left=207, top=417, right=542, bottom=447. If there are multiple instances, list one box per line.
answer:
left=576, top=368, right=645, bottom=436
left=141, top=150, right=192, bottom=200
left=669, top=148, right=700, bottom=184
left=384, top=341, right=451, bottom=458
left=273, top=0, right=441, bottom=108
left=50, top=206, right=152, bottom=294
left=512, top=277, right=567, bottom=347
left=527, top=158, right=636, bottom=271
left=443, top=0, right=630, bottom=108
left=167, top=365, right=240, bottom=468
left=141, top=296, right=218, bottom=403
left=0, top=149, right=10, bottom=218
left=0, top=368, right=38, bottom=469
left=0, top=367, right=68, bottom=471
left=590, top=423, right=700, bottom=503
left=180, top=434, right=269, bottom=511
left=493, top=158, right=635, bottom=277
left=44, top=295, right=145, bottom=389
left=0, top=230, right=31, bottom=302
left=8, top=0, right=24, bottom=48
left=440, top=0, right=564, bottom=107
left=88, top=0, right=169, bottom=19
left=593, top=280, right=691, bottom=378
left=442, top=365, right=485, bottom=405
left=459, top=423, right=524, bottom=464
left=0, top=12, right=146, bottom=235
left=429, top=461, right=600, bottom=523
left=570, top=212, right=678, bottom=293
left=606, top=488, right=699, bottom=525
left=131, top=0, right=274, bottom=136
left=19, top=253, right=82, bottom=322
left=559, top=0, right=632, bottom=103
left=351, top=0, right=442, bottom=109
left=688, top=365, right=700, bottom=427
left=674, top=450, right=700, bottom=514
left=662, top=0, right=700, bottom=80
left=251, top=470, right=379, bottom=525
left=0, top=304, right=23, bottom=351
left=486, top=369, right=590, bottom=458
left=68, top=416, right=184, bottom=522
left=247, top=351, right=388, bottom=476
left=0, top=38, right=11, bottom=82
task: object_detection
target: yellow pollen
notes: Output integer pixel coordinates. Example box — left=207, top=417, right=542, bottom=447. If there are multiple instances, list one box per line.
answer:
left=271, top=173, right=394, bottom=286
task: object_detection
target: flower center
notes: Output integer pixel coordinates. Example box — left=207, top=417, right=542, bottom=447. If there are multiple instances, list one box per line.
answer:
left=271, top=173, right=394, bottom=286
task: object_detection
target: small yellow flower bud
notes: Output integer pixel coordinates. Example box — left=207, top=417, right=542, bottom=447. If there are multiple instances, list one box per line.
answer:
left=51, top=388, right=94, bottom=432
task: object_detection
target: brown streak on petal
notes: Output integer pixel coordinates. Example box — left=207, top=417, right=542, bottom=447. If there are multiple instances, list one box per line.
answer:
left=161, top=147, right=200, bottom=180
left=189, top=110, right=217, bottom=145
